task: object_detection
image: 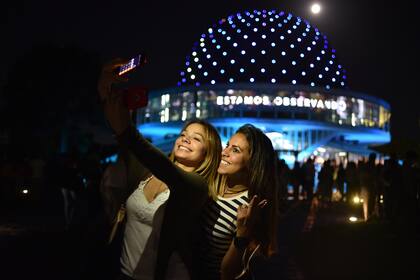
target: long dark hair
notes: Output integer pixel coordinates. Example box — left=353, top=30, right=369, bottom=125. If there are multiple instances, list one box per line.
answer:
left=235, top=124, right=279, bottom=256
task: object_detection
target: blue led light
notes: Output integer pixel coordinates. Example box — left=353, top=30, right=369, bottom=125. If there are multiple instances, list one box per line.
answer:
left=211, top=80, right=216, bottom=84
left=292, top=80, right=297, bottom=84
left=180, top=9, right=347, bottom=89
left=250, top=77, right=255, bottom=82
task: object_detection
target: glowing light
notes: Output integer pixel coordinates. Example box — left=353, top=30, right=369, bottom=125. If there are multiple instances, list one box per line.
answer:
left=349, top=216, right=358, bottom=222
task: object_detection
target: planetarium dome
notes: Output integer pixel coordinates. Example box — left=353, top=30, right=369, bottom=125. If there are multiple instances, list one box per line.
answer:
left=178, top=9, right=347, bottom=90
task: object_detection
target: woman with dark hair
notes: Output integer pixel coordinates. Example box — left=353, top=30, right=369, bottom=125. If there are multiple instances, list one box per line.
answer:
left=98, top=61, right=222, bottom=280
left=196, top=124, right=279, bottom=280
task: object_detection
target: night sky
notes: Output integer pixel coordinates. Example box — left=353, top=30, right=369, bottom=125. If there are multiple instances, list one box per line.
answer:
left=3, top=0, right=419, bottom=139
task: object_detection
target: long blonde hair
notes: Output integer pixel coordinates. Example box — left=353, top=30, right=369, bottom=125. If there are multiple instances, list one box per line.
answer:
left=169, top=119, right=222, bottom=199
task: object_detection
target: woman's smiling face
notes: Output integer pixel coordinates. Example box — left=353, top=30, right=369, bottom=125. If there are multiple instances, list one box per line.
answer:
left=172, top=123, right=207, bottom=167
left=218, top=133, right=250, bottom=176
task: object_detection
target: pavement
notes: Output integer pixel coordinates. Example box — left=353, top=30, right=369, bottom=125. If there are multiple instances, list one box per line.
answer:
left=0, top=197, right=418, bottom=280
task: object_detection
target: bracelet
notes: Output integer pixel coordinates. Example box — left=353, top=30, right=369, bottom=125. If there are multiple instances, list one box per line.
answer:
left=233, top=236, right=250, bottom=250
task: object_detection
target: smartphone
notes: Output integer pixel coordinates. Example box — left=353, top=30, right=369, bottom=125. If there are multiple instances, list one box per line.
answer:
left=121, top=86, right=149, bottom=110
left=118, top=54, right=147, bottom=76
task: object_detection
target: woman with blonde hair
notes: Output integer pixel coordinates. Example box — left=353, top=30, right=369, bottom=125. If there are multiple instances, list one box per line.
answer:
left=98, top=60, right=222, bottom=280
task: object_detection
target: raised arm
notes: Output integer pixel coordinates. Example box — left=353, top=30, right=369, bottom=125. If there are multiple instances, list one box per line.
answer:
left=98, top=60, right=204, bottom=193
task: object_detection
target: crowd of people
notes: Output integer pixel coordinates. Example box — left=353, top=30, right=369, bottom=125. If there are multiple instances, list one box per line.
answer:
left=278, top=152, right=419, bottom=226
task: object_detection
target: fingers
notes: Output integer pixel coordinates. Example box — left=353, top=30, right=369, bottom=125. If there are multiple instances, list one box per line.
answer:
left=102, top=58, right=126, bottom=74
left=258, top=199, right=268, bottom=208
left=247, top=195, right=257, bottom=212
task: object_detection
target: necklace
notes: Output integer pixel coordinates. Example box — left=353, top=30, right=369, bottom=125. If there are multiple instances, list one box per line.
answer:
left=222, top=184, right=248, bottom=197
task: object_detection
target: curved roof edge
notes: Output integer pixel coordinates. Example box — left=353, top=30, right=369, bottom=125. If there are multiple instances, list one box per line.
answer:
left=149, top=83, right=391, bottom=110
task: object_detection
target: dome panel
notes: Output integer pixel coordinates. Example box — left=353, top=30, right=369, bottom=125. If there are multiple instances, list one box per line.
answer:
left=178, top=9, right=347, bottom=90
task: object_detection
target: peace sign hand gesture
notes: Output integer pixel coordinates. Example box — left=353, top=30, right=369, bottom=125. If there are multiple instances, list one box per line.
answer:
left=236, top=195, right=268, bottom=238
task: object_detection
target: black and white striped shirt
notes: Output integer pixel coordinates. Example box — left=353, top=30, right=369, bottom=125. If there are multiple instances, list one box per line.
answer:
left=197, top=191, right=249, bottom=280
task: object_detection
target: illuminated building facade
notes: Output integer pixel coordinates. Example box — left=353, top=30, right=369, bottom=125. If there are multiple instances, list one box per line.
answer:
left=135, top=9, right=391, bottom=163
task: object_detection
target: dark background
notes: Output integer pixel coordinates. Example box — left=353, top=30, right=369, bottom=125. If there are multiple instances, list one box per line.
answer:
left=2, top=0, right=419, bottom=149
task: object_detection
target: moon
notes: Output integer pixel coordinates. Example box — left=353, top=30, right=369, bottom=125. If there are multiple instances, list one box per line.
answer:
left=311, top=3, right=321, bottom=14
